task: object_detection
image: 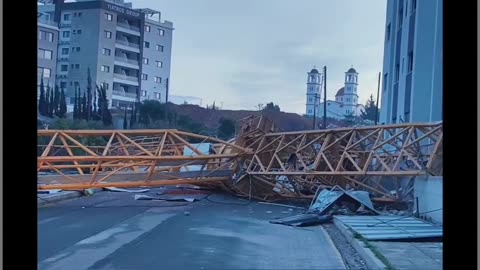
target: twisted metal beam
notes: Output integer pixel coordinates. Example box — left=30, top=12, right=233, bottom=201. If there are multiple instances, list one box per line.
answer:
left=37, top=129, right=251, bottom=190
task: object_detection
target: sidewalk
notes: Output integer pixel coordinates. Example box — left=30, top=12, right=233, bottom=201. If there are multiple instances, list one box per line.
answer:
left=333, top=216, right=443, bottom=270
left=371, top=242, right=442, bottom=270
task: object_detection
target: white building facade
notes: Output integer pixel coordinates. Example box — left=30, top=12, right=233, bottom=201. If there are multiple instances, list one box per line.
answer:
left=305, top=68, right=323, bottom=117
left=306, top=67, right=364, bottom=119
left=379, top=0, right=442, bottom=124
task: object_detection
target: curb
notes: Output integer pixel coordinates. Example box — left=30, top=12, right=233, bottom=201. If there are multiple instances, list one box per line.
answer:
left=37, top=188, right=103, bottom=206
left=333, top=217, right=387, bottom=270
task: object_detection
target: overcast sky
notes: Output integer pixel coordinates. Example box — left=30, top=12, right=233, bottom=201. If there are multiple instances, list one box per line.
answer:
left=134, top=0, right=387, bottom=114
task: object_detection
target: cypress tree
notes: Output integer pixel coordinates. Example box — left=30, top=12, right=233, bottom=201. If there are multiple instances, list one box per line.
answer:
left=39, top=78, right=46, bottom=115
left=86, top=68, right=93, bottom=120
left=45, top=85, right=50, bottom=117
left=82, top=91, right=87, bottom=120
left=48, top=86, right=54, bottom=117
left=59, top=88, right=67, bottom=118
left=53, top=85, right=60, bottom=117
left=123, top=107, right=128, bottom=129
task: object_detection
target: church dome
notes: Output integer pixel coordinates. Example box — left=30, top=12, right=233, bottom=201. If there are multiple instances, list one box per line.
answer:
left=347, top=67, right=357, bottom=73
left=335, top=87, right=345, bottom=97
left=310, top=68, right=319, bottom=74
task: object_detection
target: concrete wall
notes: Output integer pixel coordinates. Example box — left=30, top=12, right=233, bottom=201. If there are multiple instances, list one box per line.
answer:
left=414, top=176, right=442, bottom=225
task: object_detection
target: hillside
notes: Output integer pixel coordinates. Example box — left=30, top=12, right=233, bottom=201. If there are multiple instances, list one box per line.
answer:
left=170, top=104, right=311, bottom=132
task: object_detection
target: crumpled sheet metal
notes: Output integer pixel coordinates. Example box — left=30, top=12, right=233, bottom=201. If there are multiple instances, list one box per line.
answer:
left=309, top=186, right=379, bottom=215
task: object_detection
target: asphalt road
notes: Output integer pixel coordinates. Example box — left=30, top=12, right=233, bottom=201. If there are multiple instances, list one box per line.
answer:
left=38, top=189, right=346, bottom=270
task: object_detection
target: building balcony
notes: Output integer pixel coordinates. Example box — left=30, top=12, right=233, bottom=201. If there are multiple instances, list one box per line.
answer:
left=115, top=39, right=140, bottom=53
left=116, top=23, right=141, bottom=36
left=112, top=90, right=138, bottom=103
left=113, top=73, right=139, bottom=86
left=112, top=90, right=138, bottom=99
left=114, top=57, right=140, bottom=69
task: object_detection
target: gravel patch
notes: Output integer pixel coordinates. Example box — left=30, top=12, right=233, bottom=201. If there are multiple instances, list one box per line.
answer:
left=323, top=223, right=367, bottom=270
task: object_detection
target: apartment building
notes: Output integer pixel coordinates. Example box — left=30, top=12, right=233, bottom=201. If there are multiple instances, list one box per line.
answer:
left=37, top=11, right=60, bottom=99
left=37, top=0, right=174, bottom=110
left=379, top=0, right=442, bottom=124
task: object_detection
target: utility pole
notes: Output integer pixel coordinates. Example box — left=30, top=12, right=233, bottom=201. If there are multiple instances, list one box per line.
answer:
left=323, top=66, right=327, bottom=129
left=374, top=72, right=381, bottom=125
left=312, top=93, right=319, bottom=130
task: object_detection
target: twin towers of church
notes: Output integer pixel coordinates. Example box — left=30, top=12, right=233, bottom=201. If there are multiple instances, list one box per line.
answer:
left=305, top=67, right=360, bottom=118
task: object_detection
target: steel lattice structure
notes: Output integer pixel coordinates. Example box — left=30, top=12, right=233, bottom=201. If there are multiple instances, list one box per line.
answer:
left=37, top=120, right=442, bottom=203
left=37, top=130, right=250, bottom=190
left=232, top=122, right=443, bottom=201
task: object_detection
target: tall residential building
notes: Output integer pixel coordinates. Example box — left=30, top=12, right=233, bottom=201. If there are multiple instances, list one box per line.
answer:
left=379, top=0, right=442, bottom=124
left=37, top=0, right=174, bottom=111
left=37, top=10, right=60, bottom=99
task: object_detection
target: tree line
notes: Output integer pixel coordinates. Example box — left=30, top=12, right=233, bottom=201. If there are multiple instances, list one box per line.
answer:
left=38, top=68, right=113, bottom=126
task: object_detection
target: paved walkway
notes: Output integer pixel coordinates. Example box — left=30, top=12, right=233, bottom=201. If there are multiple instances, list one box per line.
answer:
left=371, top=242, right=442, bottom=270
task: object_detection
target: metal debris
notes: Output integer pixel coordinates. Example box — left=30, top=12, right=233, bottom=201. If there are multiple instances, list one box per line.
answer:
left=270, top=214, right=332, bottom=227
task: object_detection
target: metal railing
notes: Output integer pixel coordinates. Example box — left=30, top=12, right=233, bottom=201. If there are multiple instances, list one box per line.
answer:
left=114, top=56, right=139, bottom=66
left=112, top=90, right=138, bottom=98
left=115, top=39, right=140, bottom=49
left=117, top=22, right=141, bottom=32
left=113, top=73, right=139, bottom=82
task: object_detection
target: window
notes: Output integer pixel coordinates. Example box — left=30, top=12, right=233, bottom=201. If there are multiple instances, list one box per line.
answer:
left=308, top=98, right=312, bottom=102
left=78, top=12, right=82, bottom=17
left=145, top=25, right=151, bottom=32
left=101, top=82, right=109, bottom=90
left=308, top=109, right=312, bottom=114
left=101, top=65, right=110, bottom=72
left=75, top=64, right=80, bottom=69
left=61, top=48, right=69, bottom=55
left=105, top=31, right=112, bottom=39
left=386, top=23, right=391, bottom=41
left=394, top=63, right=400, bottom=81
left=73, top=30, right=76, bottom=34
left=408, top=51, right=414, bottom=72
left=155, top=92, right=161, bottom=99
left=156, top=61, right=163, bottom=68
left=141, top=90, right=147, bottom=97
left=41, top=68, right=51, bottom=78
left=158, top=29, right=164, bottom=36
left=143, top=58, right=149, bottom=64
left=77, top=29, right=82, bottom=35
left=102, top=48, right=111, bottom=55
left=60, top=82, right=67, bottom=88
left=74, top=82, right=80, bottom=88
left=154, top=76, right=161, bottom=83
left=45, top=32, right=54, bottom=42
left=328, top=103, right=330, bottom=106
left=63, top=31, right=70, bottom=38
left=63, top=14, right=71, bottom=21
left=61, top=65, right=68, bottom=72
left=144, top=41, right=150, bottom=48
left=156, top=44, right=164, bottom=52
left=38, top=49, right=53, bottom=60
left=141, top=74, right=148, bottom=80
left=72, top=47, right=80, bottom=52
left=39, top=30, right=54, bottom=42
left=105, top=13, right=113, bottom=21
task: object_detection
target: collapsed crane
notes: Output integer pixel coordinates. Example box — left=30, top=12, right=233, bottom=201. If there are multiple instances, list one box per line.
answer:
left=37, top=116, right=442, bottom=202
